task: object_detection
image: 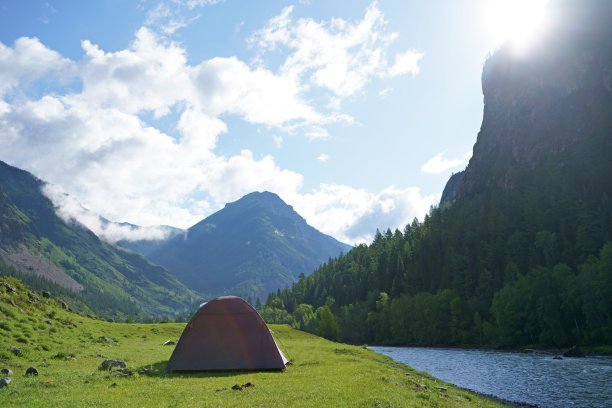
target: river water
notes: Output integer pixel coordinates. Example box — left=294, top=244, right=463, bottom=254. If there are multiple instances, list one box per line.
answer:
left=370, top=346, right=612, bottom=408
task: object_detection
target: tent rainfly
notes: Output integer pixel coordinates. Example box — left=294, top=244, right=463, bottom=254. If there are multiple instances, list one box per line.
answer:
left=166, top=296, right=288, bottom=371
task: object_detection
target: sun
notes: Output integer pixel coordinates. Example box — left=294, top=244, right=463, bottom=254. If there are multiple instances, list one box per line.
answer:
left=486, top=0, right=550, bottom=53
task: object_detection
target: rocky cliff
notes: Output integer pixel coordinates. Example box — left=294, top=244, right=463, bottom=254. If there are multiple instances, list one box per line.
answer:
left=452, top=0, right=612, bottom=200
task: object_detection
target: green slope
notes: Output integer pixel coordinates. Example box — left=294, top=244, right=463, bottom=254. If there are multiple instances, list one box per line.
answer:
left=0, top=276, right=507, bottom=407
left=0, top=160, right=199, bottom=320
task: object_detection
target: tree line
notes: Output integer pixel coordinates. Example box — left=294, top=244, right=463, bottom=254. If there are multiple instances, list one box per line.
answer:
left=260, top=177, right=612, bottom=347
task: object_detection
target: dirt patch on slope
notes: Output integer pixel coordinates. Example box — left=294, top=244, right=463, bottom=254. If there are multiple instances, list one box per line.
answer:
left=0, top=245, right=83, bottom=292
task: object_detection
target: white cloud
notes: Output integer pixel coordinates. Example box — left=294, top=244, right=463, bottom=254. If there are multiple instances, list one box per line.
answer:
left=42, top=184, right=180, bottom=243
left=234, top=21, right=245, bottom=35
left=175, top=0, right=225, bottom=10
left=161, top=17, right=192, bottom=35
left=0, top=3, right=428, bottom=245
left=145, top=0, right=222, bottom=35
left=317, top=153, right=329, bottom=163
left=77, top=27, right=331, bottom=128
left=177, top=108, right=227, bottom=151
left=250, top=2, right=423, bottom=98
left=327, top=96, right=342, bottom=110
left=1, top=98, right=208, bottom=228
left=290, top=184, right=438, bottom=244
left=192, top=56, right=323, bottom=127
left=305, top=126, right=329, bottom=140
left=146, top=3, right=172, bottom=26
left=387, top=50, right=423, bottom=78
left=378, top=87, right=393, bottom=98
left=421, top=151, right=471, bottom=174
left=201, top=150, right=304, bottom=206
left=79, top=28, right=190, bottom=118
left=0, top=37, right=74, bottom=96
left=1, top=89, right=314, bottom=233
left=0, top=30, right=324, bottom=238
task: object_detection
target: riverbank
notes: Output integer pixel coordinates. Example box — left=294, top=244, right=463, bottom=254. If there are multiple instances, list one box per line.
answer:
left=371, top=345, right=612, bottom=408
left=516, top=346, right=612, bottom=357
left=0, top=279, right=508, bottom=407
left=367, top=342, right=612, bottom=357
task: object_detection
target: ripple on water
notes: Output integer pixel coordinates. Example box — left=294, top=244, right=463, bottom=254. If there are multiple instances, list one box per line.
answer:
left=370, top=346, right=612, bottom=408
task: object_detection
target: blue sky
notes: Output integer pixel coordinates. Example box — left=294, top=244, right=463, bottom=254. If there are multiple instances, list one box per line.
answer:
left=0, top=0, right=547, bottom=244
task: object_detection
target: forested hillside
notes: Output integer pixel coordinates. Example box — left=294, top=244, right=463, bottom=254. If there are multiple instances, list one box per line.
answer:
left=0, top=160, right=200, bottom=320
left=260, top=0, right=612, bottom=348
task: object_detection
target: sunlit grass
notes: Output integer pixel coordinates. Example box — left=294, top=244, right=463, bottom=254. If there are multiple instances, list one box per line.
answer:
left=0, top=277, right=508, bottom=407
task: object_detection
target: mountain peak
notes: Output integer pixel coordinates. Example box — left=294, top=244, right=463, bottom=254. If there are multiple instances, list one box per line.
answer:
left=150, top=191, right=350, bottom=299
left=211, top=191, right=305, bottom=232
left=241, top=190, right=281, bottom=201
left=225, top=191, right=294, bottom=212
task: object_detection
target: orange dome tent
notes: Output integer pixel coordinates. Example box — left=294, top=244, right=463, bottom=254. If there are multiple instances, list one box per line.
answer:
left=166, top=296, right=288, bottom=371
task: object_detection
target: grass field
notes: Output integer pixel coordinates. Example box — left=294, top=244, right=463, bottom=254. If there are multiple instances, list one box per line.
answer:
left=0, top=277, right=508, bottom=407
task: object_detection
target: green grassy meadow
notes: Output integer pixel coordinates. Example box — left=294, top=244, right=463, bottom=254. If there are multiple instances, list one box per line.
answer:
left=0, top=277, right=508, bottom=407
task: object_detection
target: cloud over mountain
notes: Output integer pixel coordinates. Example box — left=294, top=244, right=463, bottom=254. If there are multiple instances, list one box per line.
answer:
left=0, top=2, right=433, bottom=244
left=421, top=151, right=472, bottom=174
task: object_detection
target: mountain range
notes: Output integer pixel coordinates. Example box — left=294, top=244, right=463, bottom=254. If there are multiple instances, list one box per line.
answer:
left=0, top=159, right=350, bottom=315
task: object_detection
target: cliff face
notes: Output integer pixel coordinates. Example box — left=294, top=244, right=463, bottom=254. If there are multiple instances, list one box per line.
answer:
left=452, top=0, right=612, bottom=199
left=440, top=171, right=464, bottom=205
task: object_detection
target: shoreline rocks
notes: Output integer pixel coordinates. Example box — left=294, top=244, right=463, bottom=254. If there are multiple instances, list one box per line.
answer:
left=563, top=346, right=585, bottom=358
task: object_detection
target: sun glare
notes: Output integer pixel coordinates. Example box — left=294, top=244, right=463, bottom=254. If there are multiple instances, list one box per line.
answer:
left=486, top=0, right=550, bottom=53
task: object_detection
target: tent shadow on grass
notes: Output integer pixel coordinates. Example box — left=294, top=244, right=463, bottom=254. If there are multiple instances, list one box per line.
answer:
left=136, top=360, right=285, bottom=379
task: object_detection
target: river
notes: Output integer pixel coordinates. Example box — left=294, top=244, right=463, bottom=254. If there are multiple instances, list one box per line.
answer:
left=370, top=346, right=612, bottom=408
